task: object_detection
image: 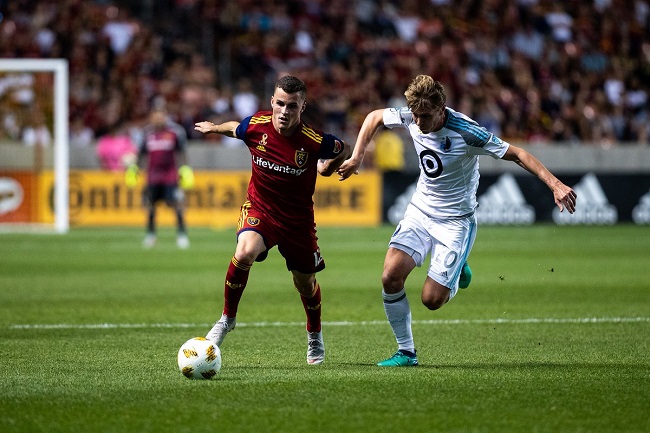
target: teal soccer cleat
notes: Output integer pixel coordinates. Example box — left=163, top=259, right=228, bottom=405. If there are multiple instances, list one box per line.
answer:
left=377, top=350, right=419, bottom=367
left=459, top=262, right=472, bottom=289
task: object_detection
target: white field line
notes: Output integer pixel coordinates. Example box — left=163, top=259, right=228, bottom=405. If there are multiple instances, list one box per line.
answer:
left=8, top=316, right=650, bottom=330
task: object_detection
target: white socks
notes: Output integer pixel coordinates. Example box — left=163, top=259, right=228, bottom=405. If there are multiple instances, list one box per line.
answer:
left=382, top=288, right=415, bottom=354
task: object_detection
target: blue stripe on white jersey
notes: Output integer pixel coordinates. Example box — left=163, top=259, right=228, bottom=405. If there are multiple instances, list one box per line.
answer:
left=445, top=112, right=491, bottom=148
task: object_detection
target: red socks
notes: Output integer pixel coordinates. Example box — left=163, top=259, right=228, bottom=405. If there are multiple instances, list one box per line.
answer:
left=223, top=256, right=250, bottom=318
left=300, top=282, right=322, bottom=332
left=223, top=256, right=322, bottom=333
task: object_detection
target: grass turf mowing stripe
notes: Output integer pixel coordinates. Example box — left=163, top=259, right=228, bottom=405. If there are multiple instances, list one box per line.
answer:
left=9, top=316, right=650, bottom=330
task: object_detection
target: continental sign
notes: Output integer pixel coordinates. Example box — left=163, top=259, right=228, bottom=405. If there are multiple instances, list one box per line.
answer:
left=26, top=170, right=380, bottom=227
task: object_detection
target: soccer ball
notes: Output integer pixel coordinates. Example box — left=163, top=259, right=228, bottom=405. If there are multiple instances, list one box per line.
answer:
left=177, top=337, right=222, bottom=379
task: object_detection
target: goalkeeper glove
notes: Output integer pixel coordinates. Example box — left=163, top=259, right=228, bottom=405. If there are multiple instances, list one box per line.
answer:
left=178, top=165, right=195, bottom=190
left=125, top=163, right=139, bottom=188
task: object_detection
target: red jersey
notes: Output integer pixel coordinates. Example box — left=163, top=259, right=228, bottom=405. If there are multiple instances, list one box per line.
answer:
left=138, top=121, right=187, bottom=185
left=236, top=111, right=345, bottom=225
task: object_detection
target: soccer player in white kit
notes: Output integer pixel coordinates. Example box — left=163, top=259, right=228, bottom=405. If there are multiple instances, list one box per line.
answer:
left=337, top=75, right=577, bottom=366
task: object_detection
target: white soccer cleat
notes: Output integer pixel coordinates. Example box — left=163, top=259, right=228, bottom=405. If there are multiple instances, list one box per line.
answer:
left=307, top=331, right=325, bottom=365
left=176, top=233, right=190, bottom=249
left=206, top=314, right=236, bottom=347
left=142, top=233, right=156, bottom=249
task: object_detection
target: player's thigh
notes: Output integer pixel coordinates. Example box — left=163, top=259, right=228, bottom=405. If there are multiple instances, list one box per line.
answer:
left=277, top=228, right=324, bottom=274
left=234, top=230, right=267, bottom=263
left=143, top=184, right=164, bottom=208
left=388, top=205, right=431, bottom=269
left=291, top=270, right=317, bottom=295
left=421, top=276, right=450, bottom=310
left=425, top=216, right=476, bottom=299
left=236, top=205, right=279, bottom=262
left=163, top=185, right=183, bottom=208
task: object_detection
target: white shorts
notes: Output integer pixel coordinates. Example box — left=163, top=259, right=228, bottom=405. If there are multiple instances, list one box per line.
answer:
left=389, top=204, right=477, bottom=300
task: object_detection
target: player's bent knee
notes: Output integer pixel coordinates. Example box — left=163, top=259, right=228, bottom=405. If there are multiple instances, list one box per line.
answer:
left=421, top=278, right=450, bottom=310
left=421, top=288, right=449, bottom=310
left=292, top=273, right=316, bottom=297
left=254, top=249, right=268, bottom=262
left=235, top=249, right=258, bottom=264
left=421, top=295, right=446, bottom=310
left=381, top=272, right=405, bottom=293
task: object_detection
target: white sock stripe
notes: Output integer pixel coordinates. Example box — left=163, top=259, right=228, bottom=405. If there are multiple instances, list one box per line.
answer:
left=8, top=316, right=649, bottom=330
left=383, top=293, right=407, bottom=304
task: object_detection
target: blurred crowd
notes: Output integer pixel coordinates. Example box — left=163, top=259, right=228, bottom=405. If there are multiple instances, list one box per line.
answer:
left=1, top=0, right=650, bottom=150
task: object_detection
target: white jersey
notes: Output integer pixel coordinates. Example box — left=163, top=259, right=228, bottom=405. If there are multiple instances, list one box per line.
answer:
left=383, top=106, right=509, bottom=218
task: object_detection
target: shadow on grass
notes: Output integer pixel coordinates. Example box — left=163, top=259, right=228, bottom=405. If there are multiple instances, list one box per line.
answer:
left=336, top=360, right=646, bottom=370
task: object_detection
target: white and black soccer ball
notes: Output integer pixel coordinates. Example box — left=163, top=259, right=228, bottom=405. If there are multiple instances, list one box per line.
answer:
left=177, top=337, right=222, bottom=379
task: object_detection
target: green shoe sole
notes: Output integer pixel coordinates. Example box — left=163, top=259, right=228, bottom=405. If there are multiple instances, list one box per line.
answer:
left=377, top=351, right=419, bottom=367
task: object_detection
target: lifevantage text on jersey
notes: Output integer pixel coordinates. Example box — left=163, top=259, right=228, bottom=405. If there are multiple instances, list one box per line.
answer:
left=251, top=155, right=308, bottom=176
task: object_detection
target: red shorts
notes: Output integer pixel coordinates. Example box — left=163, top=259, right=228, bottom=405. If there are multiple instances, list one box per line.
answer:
left=237, top=201, right=325, bottom=274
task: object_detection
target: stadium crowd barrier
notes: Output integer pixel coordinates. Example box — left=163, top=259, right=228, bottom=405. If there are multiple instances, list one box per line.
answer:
left=1, top=141, right=649, bottom=226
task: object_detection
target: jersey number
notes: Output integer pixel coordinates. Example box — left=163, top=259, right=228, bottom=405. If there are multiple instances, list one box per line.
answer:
left=313, top=249, right=324, bottom=267
left=419, top=150, right=443, bottom=178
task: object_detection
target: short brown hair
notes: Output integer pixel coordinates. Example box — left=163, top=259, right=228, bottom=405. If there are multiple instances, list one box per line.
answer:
left=404, top=75, right=446, bottom=113
left=275, top=75, right=307, bottom=99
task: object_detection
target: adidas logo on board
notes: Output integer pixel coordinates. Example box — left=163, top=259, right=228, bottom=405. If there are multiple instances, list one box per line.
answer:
left=632, top=189, right=650, bottom=224
left=476, top=173, right=535, bottom=225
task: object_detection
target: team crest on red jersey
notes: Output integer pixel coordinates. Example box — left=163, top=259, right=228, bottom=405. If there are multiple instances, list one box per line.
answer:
left=295, top=150, right=308, bottom=167
left=247, top=217, right=260, bottom=226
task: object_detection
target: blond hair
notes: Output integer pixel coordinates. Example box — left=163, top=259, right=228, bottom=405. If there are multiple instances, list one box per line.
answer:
left=404, top=75, right=446, bottom=113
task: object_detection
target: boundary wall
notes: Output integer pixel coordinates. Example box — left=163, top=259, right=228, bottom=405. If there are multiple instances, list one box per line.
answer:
left=1, top=141, right=649, bottom=226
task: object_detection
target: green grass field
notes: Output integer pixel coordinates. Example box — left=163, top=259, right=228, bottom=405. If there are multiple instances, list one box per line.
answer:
left=1, top=225, right=648, bottom=433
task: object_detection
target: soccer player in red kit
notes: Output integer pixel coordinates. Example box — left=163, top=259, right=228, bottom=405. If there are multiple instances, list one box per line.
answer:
left=127, top=106, right=193, bottom=249
left=194, top=75, right=350, bottom=364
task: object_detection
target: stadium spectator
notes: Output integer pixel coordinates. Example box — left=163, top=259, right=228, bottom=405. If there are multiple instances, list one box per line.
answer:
left=193, top=75, right=351, bottom=365
left=545, top=1, right=574, bottom=43
left=232, top=78, right=260, bottom=120
left=3, top=0, right=650, bottom=146
left=337, top=75, right=576, bottom=367
left=101, top=6, right=138, bottom=56
left=511, top=20, right=545, bottom=62
left=69, top=115, right=95, bottom=148
left=96, top=123, right=136, bottom=171
left=21, top=110, right=51, bottom=148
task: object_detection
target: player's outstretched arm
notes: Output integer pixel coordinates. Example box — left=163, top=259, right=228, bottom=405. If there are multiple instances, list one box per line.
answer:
left=318, top=142, right=352, bottom=177
left=502, top=144, right=577, bottom=213
left=194, top=120, right=240, bottom=138
left=337, top=109, right=384, bottom=181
